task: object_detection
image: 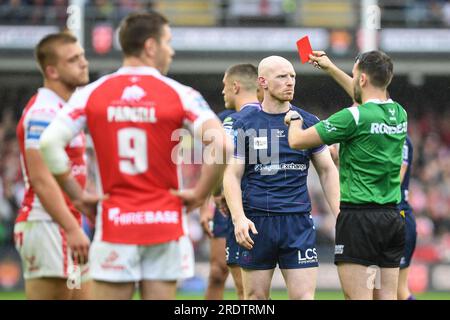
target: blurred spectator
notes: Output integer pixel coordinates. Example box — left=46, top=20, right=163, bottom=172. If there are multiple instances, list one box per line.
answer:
left=443, top=0, right=450, bottom=26
left=29, top=0, right=46, bottom=25
left=0, top=0, right=29, bottom=23
left=117, top=0, right=143, bottom=20
left=47, top=0, right=68, bottom=27
left=91, top=0, right=115, bottom=21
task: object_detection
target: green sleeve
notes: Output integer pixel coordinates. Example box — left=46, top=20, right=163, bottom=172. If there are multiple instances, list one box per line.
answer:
left=314, top=108, right=357, bottom=145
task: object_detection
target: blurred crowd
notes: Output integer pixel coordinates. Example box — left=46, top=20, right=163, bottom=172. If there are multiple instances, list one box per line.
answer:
left=0, top=0, right=449, bottom=27
left=0, top=108, right=23, bottom=249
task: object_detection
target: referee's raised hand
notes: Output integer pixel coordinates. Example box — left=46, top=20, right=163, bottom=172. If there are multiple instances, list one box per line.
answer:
left=234, top=216, right=258, bottom=250
left=308, top=51, right=333, bottom=70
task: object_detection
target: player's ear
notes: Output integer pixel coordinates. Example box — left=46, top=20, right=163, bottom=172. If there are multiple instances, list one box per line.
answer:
left=143, top=37, right=158, bottom=58
left=45, top=65, right=59, bottom=81
left=233, top=81, right=240, bottom=94
left=360, top=72, right=368, bottom=87
left=258, top=76, right=268, bottom=89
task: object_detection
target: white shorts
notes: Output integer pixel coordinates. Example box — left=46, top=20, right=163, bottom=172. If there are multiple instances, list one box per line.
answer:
left=89, top=235, right=194, bottom=283
left=14, top=220, right=89, bottom=282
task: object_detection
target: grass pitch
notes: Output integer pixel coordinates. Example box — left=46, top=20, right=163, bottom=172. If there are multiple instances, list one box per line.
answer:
left=1, top=290, right=449, bottom=300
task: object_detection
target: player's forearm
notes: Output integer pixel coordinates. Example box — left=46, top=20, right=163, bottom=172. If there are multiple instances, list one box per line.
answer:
left=211, top=172, right=224, bottom=197
left=288, top=123, right=314, bottom=150
left=318, top=166, right=340, bottom=217
left=223, top=171, right=246, bottom=223
left=30, top=175, right=80, bottom=232
left=54, top=171, right=85, bottom=205
left=327, top=64, right=354, bottom=100
left=288, top=122, right=305, bottom=149
left=195, top=163, right=226, bottom=201
left=40, top=118, right=74, bottom=175
left=195, top=135, right=233, bottom=199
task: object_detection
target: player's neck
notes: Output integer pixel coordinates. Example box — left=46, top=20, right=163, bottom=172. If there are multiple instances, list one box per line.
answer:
left=236, top=94, right=259, bottom=111
left=123, top=56, right=158, bottom=70
left=261, top=97, right=290, bottom=114
left=44, top=80, right=74, bottom=102
left=361, top=88, right=388, bottom=104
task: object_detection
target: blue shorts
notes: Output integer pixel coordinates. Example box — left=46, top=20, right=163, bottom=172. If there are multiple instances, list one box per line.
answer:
left=226, top=220, right=240, bottom=266
left=212, top=208, right=230, bottom=238
left=238, top=213, right=318, bottom=270
left=399, top=208, right=417, bottom=269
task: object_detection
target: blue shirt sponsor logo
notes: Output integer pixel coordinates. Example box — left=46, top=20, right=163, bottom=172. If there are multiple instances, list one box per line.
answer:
left=26, top=120, right=50, bottom=140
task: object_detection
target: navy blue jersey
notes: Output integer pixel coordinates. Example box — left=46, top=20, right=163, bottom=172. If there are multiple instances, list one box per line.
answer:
left=399, top=135, right=413, bottom=210
left=217, top=109, right=235, bottom=122
left=225, top=104, right=325, bottom=215
left=222, top=103, right=261, bottom=137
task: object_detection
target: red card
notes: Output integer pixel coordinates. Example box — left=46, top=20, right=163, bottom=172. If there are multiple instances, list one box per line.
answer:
left=296, top=36, right=313, bottom=64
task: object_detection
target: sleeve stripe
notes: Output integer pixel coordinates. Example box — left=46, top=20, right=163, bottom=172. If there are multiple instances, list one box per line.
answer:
left=347, top=106, right=360, bottom=125
left=312, top=144, right=327, bottom=154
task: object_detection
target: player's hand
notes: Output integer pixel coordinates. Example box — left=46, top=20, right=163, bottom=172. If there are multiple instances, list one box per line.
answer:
left=308, top=51, right=333, bottom=70
left=65, top=226, right=90, bottom=265
left=73, top=191, right=102, bottom=225
left=200, top=203, right=214, bottom=238
left=234, top=216, right=258, bottom=250
left=284, top=110, right=302, bottom=126
left=213, top=194, right=230, bottom=217
left=170, top=188, right=207, bottom=213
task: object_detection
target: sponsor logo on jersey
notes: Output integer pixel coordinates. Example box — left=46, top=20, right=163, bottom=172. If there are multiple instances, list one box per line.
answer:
left=276, top=129, right=285, bottom=138
left=388, top=108, right=396, bottom=120
left=26, top=120, right=49, bottom=140
left=370, top=122, right=407, bottom=134
left=121, top=85, right=146, bottom=102
left=108, top=207, right=179, bottom=226
left=253, top=137, right=268, bottom=150
left=222, top=118, right=235, bottom=138
left=68, top=108, right=85, bottom=120
left=254, top=163, right=307, bottom=175
left=322, top=119, right=337, bottom=133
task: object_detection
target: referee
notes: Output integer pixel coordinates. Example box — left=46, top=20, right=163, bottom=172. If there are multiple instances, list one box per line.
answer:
left=284, top=51, right=407, bottom=300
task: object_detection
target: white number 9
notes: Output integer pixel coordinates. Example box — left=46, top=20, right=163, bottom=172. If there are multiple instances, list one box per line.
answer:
left=118, top=128, right=148, bottom=175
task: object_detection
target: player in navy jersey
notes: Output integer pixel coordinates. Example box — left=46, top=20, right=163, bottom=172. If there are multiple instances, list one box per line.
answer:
left=200, top=64, right=261, bottom=300
left=223, top=56, right=339, bottom=300
left=398, top=135, right=417, bottom=300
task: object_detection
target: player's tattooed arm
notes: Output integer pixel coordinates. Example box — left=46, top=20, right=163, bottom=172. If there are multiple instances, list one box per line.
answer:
left=54, top=171, right=99, bottom=224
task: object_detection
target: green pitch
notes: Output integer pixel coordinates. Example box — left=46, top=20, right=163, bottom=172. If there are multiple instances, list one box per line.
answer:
left=1, top=290, right=450, bottom=300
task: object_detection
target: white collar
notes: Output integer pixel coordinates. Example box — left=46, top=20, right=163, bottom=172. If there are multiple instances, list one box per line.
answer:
left=38, top=87, right=66, bottom=103
left=116, top=66, right=161, bottom=76
left=241, top=102, right=260, bottom=111
left=365, top=98, right=394, bottom=104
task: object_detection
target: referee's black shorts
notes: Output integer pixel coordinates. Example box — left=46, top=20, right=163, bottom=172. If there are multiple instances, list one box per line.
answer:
left=334, top=203, right=405, bottom=268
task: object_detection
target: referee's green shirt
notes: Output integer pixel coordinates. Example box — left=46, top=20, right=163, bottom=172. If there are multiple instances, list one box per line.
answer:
left=315, top=99, right=407, bottom=205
